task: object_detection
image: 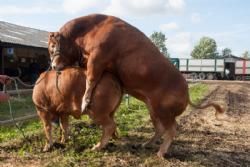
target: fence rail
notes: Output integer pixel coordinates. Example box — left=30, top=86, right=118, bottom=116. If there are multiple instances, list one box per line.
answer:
left=0, top=113, right=37, bottom=125
left=6, top=89, right=33, bottom=95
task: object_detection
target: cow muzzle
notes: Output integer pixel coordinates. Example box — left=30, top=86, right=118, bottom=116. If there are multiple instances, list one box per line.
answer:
left=51, top=55, right=64, bottom=71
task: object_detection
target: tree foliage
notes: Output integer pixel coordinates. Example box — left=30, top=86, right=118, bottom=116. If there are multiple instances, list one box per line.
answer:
left=242, top=51, right=250, bottom=59
left=221, top=48, right=232, bottom=57
left=150, top=31, right=170, bottom=57
left=191, top=37, right=218, bottom=59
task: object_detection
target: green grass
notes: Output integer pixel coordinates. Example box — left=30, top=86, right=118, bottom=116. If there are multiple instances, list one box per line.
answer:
left=0, top=95, right=35, bottom=121
left=0, top=120, right=41, bottom=143
left=0, top=83, right=209, bottom=166
left=189, top=84, right=209, bottom=104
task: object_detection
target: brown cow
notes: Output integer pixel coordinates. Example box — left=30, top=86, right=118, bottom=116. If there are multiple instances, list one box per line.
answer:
left=32, top=67, right=122, bottom=151
left=48, top=14, right=224, bottom=157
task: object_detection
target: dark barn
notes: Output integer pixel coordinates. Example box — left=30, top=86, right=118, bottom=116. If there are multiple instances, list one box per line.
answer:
left=0, top=21, right=49, bottom=84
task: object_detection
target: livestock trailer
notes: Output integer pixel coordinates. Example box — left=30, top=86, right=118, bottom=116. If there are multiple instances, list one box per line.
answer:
left=179, top=59, right=225, bottom=80
left=234, top=60, right=250, bottom=80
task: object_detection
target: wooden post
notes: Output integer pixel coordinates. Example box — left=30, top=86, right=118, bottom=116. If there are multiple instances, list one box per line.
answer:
left=125, top=94, right=130, bottom=108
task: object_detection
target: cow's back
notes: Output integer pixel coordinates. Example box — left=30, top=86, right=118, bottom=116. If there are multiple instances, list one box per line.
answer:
left=32, top=68, right=86, bottom=114
left=60, top=14, right=186, bottom=94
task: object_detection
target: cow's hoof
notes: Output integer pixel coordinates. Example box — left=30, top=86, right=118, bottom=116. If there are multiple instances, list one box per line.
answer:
left=43, top=144, right=52, bottom=152
left=81, top=100, right=90, bottom=113
left=60, top=137, right=68, bottom=144
left=157, top=151, right=166, bottom=159
left=91, top=143, right=102, bottom=151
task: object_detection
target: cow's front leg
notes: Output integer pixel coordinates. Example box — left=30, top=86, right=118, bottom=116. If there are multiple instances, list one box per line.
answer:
left=81, top=54, right=107, bottom=113
left=81, top=79, right=96, bottom=113
left=37, top=110, right=53, bottom=152
left=60, top=115, right=69, bottom=143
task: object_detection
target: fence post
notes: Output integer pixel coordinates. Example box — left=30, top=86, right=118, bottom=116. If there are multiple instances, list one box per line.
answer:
left=125, top=94, right=130, bottom=108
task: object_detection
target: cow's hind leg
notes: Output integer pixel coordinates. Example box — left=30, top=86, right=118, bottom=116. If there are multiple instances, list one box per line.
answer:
left=142, top=115, right=165, bottom=148
left=157, top=120, right=177, bottom=158
left=59, top=114, right=69, bottom=144
left=91, top=116, right=116, bottom=151
left=110, top=112, right=119, bottom=139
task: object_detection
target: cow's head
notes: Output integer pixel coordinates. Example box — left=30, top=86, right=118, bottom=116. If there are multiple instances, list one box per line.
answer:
left=48, top=32, right=80, bottom=71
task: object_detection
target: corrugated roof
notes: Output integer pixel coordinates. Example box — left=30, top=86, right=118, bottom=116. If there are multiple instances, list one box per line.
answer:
left=0, top=21, right=48, bottom=48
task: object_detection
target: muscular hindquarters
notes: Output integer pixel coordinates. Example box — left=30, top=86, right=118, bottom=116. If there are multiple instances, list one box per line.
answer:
left=116, top=50, right=189, bottom=113
left=149, top=81, right=189, bottom=128
left=89, top=73, right=122, bottom=125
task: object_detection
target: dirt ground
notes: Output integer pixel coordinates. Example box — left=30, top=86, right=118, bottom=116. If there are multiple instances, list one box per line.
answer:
left=0, top=82, right=250, bottom=167
left=173, top=83, right=250, bottom=167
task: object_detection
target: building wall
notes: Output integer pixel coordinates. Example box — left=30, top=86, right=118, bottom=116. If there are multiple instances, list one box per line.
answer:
left=2, top=46, right=50, bottom=83
left=3, top=47, right=49, bottom=68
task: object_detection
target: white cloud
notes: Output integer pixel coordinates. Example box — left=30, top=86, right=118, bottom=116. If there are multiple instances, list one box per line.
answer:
left=167, top=0, right=185, bottom=10
left=0, top=5, right=57, bottom=16
left=195, top=25, right=250, bottom=47
left=160, top=22, right=179, bottom=31
left=197, top=26, right=250, bottom=56
left=167, top=32, right=193, bottom=58
left=217, top=46, right=226, bottom=53
left=191, top=13, right=201, bottom=23
left=62, top=0, right=100, bottom=14
left=103, top=0, right=185, bottom=17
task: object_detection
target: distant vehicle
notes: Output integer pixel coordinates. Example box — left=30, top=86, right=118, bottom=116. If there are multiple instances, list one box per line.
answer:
left=234, top=60, right=250, bottom=80
left=170, top=58, right=250, bottom=80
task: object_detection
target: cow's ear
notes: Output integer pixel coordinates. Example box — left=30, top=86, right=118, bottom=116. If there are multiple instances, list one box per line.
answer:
left=49, top=32, right=55, bottom=39
left=55, top=34, right=61, bottom=41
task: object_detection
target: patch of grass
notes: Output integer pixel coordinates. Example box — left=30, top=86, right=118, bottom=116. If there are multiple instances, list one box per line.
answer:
left=116, top=98, right=148, bottom=136
left=189, top=84, right=209, bottom=104
left=0, top=95, right=35, bottom=121
left=0, top=120, right=42, bottom=143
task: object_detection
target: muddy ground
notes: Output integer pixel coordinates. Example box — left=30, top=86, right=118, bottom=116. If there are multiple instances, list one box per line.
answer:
left=0, top=83, right=250, bottom=167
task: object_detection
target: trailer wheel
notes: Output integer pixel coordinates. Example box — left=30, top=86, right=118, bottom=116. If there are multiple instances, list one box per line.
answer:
left=199, top=73, right=206, bottom=80
left=235, top=76, right=242, bottom=80
left=207, top=73, right=214, bottom=80
left=191, top=73, right=198, bottom=80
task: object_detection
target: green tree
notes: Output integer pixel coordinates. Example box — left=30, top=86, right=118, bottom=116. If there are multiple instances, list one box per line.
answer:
left=191, top=36, right=218, bottom=59
left=150, top=31, right=170, bottom=57
left=242, top=51, right=250, bottom=59
left=221, top=48, right=232, bottom=57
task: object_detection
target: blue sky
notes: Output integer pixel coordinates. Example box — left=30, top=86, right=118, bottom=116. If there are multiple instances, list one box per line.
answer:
left=0, top=0, right=249, bottom=58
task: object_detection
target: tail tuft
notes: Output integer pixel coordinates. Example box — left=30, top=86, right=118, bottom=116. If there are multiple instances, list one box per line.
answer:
left=188, top=95, right=224, bottom=120
left=211, top=103, right=225, bottom=120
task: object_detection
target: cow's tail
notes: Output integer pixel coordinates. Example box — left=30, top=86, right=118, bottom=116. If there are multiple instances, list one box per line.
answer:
left=188, top=94, right=224, bottom=120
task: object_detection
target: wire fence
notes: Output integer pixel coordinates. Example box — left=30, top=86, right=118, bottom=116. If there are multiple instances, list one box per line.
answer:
left=0, top=77, right=36, bottom=125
